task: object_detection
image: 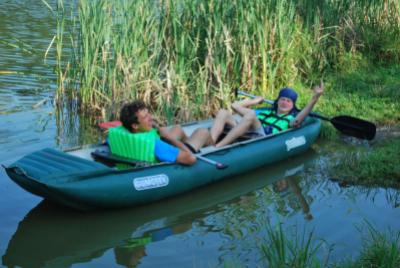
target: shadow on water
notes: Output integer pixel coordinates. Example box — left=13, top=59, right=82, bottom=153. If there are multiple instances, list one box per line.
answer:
left=2, top=150, right=316, bottom=267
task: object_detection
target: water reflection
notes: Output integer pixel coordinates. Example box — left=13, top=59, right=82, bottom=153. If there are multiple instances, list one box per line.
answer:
left=272, top=177, right=313, bottom=220
left=2, top=151, right=316, bottom=267
left=0, top=0, right=57, bottom=113
left=114, top=222, right=192, bottom=267
left=0, top=0, right=100, bottom=158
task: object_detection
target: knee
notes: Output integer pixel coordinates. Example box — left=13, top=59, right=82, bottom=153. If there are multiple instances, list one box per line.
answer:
left=197, top=128, right=210, bottom=136
left=192, top=127, right=211, bottom=139
left=215, top=109, right=231, bottom=119
left=171, top=125, right=184, bottom=133
left=242, top=110, right=257, bottom=121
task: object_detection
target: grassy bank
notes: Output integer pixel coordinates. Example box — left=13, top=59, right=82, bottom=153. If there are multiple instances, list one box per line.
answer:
left=318, top=63, right=400, bottom=139
left=47, top=0, right=400, bottom=124
left=329, top=136, right=400, bottom=188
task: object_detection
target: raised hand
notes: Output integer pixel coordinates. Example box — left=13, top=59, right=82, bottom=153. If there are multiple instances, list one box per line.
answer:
left=253, top=96, right=265, bottom=104
left=313, top=80, right=324, bottom=97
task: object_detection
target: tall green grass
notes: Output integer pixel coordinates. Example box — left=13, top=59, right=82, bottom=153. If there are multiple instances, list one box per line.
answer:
left=49, top=0, right=400, bottom=123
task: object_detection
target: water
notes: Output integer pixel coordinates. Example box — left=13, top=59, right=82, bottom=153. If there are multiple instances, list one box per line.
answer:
left=1, top=1, right=399, bottom=267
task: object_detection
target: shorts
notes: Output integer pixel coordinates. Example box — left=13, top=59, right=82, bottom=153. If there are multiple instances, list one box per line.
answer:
left=253, top=126, right=267, bottom=136
left=182, top=142, right=198, bottom=153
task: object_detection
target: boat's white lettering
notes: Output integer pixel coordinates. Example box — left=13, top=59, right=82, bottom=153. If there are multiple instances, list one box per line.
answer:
left=285, top=136, right=306, bottom=151
left=133, top=174, right=169, bottom=191
left=284, top=164, right=304, bottom=177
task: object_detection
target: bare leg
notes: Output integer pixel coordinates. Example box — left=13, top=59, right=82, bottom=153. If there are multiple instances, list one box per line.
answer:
left=185, top=128, right=213, bottom=151
left=167, top=125, right=189, bottom=141
left=216, top=108, right=261, bottom=147
left=209, top=109, right=237, bottom=144
left=166, top=125, right=212, bottom=152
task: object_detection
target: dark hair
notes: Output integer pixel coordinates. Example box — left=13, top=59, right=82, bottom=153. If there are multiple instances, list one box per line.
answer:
left=120, top=100, right=147, bottom=132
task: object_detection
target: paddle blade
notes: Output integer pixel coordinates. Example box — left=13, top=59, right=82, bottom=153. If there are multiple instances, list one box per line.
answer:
left=331, top=116, right=376, bottom=140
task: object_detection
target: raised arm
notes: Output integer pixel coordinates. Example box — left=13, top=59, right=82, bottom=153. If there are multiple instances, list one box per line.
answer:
left=291, top=81, right=324, bottom=127
left=231, top=96, right=264, bottom=114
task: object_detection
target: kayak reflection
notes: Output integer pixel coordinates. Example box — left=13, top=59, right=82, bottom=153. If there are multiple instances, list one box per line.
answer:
left=3, top=150, right=316, bottom=268
left=114, top=221, right=192, bottom=267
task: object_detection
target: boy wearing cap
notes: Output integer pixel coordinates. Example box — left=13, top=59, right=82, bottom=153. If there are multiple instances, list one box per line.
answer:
left=210, top=81, right=324, bottom=147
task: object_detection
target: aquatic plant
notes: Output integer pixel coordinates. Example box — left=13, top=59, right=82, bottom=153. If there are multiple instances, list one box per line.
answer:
left=260, top=224, right=325, bottom=268
left=341, top=222, right=400, bottom=268
left=255, top=221, right=399, bottom=267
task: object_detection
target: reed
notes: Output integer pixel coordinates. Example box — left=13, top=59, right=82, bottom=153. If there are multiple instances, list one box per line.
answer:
left=256, top=222, right=400, bottom=267
left=341, top=222, right=400, bottom=268
left=260, top=224, right=323, bottom=268
left=51, top=0, right=400, bottom=122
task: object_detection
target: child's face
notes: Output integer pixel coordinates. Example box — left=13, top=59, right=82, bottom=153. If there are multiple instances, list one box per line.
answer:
left=132, top=108, right=153, bottom=132
left=277, top=97, right=294, bottom=114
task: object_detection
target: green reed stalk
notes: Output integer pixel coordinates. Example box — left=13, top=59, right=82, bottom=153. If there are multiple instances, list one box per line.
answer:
left=260, top=223, right=323, bottom=268
left=52, top=0, right=400, bottom=121
left=55, top=0, right=65, bottom=101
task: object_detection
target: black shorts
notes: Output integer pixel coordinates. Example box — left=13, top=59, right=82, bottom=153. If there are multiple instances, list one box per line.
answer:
left=183, top=142, right=198, bottom=154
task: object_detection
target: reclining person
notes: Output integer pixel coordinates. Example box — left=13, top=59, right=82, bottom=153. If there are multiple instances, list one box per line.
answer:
left=210, top=81, right=324, bottom=147
left=108, top=100, right=212, bottom=165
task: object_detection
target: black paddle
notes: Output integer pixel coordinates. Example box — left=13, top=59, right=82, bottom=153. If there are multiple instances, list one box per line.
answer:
left=236, top=90, right=376, bottom=140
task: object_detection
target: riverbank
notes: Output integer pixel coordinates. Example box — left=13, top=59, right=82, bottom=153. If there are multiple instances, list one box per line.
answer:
left=318, top=63, right=400, bottom=139
left=329, top=135, right=400, bottom=188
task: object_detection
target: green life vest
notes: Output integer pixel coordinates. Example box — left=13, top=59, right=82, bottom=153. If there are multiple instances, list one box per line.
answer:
left=257, top=109, right=295, bottom=134
left=108, top=126, right=160, bottom=163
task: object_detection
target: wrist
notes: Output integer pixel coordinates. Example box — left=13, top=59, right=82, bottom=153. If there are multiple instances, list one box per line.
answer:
left=312, top=94, right=321, bottom=100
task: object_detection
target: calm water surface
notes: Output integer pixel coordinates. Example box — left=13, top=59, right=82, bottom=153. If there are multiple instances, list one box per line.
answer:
left=1, top=1, right=399, bottom=267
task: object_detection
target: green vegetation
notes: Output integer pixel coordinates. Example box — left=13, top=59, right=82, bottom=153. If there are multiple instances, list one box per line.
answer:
left=341, top=223, right=400, bottom=268
left=246, top=223, right=400, bottom=268
left=318, top=64, right=400, bottom=139
left=329, top=137, right=400, bottom=187
left=260, top=224, right=323, bottom=268
left=46, top=0, right=400, bottom=125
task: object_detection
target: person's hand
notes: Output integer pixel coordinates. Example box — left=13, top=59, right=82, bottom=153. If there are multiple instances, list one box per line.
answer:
left=313, top=80, right=324, bottom=97
left=253, top=96, right=264, bottom=104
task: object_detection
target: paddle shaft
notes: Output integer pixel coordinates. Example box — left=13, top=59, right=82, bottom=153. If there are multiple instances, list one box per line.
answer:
left=197, top=155, right=228, bottom=170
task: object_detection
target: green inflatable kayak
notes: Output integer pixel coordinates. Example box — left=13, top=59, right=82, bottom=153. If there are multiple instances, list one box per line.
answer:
left=5, top=117, right=321, bottom=210
left=3, top=150, right=316, bottom=267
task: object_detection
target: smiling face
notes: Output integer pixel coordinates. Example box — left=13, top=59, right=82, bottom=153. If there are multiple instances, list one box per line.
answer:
left=276, top=97, right=294, bottom=115
left=132, top=108, right=153, bottom=132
